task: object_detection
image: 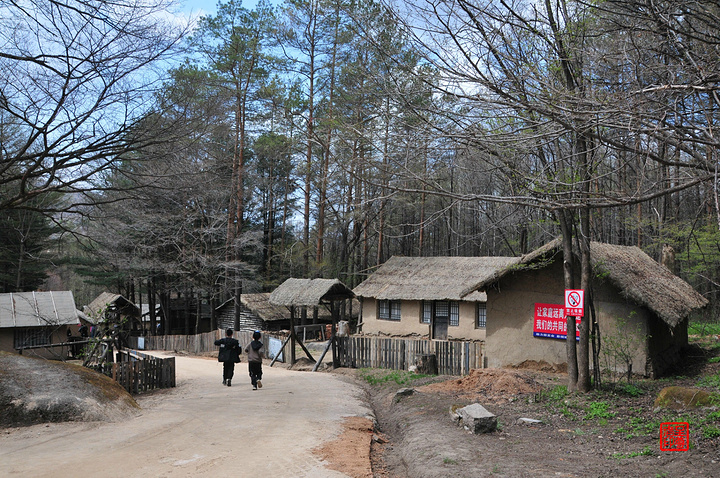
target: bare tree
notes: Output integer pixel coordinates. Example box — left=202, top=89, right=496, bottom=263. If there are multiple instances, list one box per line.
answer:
left=0, top=0, right=189, bottom=214
left=380, top=0, right=719, bottom=391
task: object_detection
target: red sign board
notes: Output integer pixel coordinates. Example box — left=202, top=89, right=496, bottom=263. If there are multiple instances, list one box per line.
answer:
left=565, top=289, right=584, bottom=317
left=533, top=303, right=580, bottom=340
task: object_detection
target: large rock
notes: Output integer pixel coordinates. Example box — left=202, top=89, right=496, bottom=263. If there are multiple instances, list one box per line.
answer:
left=654, top=386, right=715, bottom=410
left=455, top=403, right=497, bottom=434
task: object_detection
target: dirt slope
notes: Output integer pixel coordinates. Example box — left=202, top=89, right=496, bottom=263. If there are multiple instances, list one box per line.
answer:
left=0, top=351, right=138, bottom=426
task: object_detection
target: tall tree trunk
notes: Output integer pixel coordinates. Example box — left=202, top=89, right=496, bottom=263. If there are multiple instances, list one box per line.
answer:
left=558, top=209, right=578, bottom=392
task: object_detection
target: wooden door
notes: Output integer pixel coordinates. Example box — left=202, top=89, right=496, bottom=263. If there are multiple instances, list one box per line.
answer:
left=433, top=301, right=449, bottom=340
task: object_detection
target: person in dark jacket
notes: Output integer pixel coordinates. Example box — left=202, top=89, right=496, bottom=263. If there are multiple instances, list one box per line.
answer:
left=244, top=331, right=264, bottom=390
left=215, top=328, right=241, bottom=386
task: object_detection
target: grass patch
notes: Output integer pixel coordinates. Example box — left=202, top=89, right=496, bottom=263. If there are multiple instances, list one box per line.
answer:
left=614, top=382, right=645, bottom=397
left=585, top=401, right=616, bottom=420
left=709, top=357, right=720, bottom=364
left=611, top=446, right=654, bottom=459
left=615, top=416, right=663, bottom=439
left=698, top=373, right=720, bottom=389
left=358, top=368, right=431, bottom=386
left=688, top=321, right=720, bottom=336
left=702, top=425, right=720, bottom=439
left=536, top=385, right=568, bottom=403
left=706, top=410, right=720, bottom=422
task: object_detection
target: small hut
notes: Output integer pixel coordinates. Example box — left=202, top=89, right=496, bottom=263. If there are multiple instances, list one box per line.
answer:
left=464, top=239, right=708, bottom=377
left=269, top=278, right=355, bottom=367
left=0, top=291, right=88, bottom=358
left=215, top=293, right=290, bottom=332
left=84, top=292, right=142, bottom=337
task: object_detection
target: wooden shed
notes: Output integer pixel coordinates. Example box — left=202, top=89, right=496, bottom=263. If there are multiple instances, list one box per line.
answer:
left=215, top=293, right=289, bottom=332
left=269, top=278, right=355, bottom=366
left=0, top=291, right=87, bottom=358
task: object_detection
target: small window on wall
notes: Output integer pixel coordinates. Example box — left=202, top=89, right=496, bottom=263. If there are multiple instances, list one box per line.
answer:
left=14, top=328, right=51, bottom=349
left=378, top=300, right=401, bottom=321
left=476, top=302, right=487, bottom=328
left=449, top=301, right=459, bottom=326
left=421, top=301, right=432, bottom=324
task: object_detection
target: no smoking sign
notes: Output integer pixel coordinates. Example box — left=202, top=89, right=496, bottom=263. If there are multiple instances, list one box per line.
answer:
left=565, top=289, right=584, bottom=317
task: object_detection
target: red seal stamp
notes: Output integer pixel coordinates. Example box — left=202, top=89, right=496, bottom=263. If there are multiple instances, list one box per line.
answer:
left=659, top=422, right=689, bottom=451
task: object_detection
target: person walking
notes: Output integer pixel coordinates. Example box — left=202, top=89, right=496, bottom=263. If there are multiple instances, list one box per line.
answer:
left=215, top=328, right=241, bottom=386
left=245, top=331, right=264, bottom=390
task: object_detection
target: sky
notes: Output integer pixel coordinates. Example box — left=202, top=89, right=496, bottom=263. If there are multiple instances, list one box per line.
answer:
left=180, top=0, right=217, bottom=18
left=179, top=0, right=276, bottom=18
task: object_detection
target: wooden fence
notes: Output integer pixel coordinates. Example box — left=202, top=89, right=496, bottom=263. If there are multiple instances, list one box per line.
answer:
left=93, top=350, right=176, bottom=394
left=128, top=331, right=483, bottom=376
left=131, top=330, right=222, bottom=355
left=337, top=336, right=483, bottom=376
left=129, top=330, right=274, bottom=358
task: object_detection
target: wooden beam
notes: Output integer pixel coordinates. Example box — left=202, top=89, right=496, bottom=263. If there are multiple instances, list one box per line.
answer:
left=312, top=340, right=332, bottom=372
left=269, top=335, right=291, bottom=367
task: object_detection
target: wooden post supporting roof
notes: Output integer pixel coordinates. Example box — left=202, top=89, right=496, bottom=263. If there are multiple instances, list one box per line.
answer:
left=269, top=278, right=355, bottom=369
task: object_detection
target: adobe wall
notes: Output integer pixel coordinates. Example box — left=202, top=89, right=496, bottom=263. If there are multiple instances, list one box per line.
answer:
left=359, top=298, right=485, bottom=340
left=486, top=258, right=652, bottom=374
left=0, top=330, right=13, bottom=353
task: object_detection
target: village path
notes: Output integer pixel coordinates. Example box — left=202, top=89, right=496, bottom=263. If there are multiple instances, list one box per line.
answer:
left=0, top=353, right=373, bottom=478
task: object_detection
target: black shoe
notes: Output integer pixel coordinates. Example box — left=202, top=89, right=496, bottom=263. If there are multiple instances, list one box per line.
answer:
left=222, top=379, right=226, bottom=385
left=227, top=380, right=231, bottom=387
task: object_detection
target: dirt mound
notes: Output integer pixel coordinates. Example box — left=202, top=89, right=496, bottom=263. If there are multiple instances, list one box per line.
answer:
left=513, top=359, right=567, bottom=373
left=314, top=416, right=374, bottom=478
left=0, top=352, right=139, bottom=426
left=288, top=357, right=316, bottom=371
left=418, top=368, right=543, bottom=401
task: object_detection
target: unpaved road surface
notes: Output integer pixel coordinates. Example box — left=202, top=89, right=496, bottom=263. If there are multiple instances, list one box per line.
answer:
left=0, top=353, right=372, bottom=477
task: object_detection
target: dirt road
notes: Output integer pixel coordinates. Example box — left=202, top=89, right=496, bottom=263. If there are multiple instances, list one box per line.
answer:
left=0, top=353, right=373, bottom=477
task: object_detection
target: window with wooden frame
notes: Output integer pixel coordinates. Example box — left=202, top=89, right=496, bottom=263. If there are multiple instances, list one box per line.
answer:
left=378, top=299, right=401, bottom=321
left=449, top=301, right=459, bottom=326
left=476, top=302, right=487, bottom=328
left=421, top=301, right=432, bottom=324
left=14, top=328, right=51, bottom=349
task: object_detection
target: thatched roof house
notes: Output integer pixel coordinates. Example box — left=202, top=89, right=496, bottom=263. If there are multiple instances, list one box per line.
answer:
left=464, top=240, right=708, bottom=377
left=353, top=256, right=518, bottom=340
left=355, top=256, right=519, bottom=302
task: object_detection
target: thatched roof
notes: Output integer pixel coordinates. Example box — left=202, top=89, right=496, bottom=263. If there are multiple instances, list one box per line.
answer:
left=269, top=278, right=355, bottom=307
left=461, top=240, right=708, bottom=328
left=84, top=292, right=139, bottom=318
left=353, top=256, right=519, bottom=301
left=239, top=293, right=288, bottom=322
left=589, top=242, right=707, bottom=327
left=0, top=291, right=79, bottom=328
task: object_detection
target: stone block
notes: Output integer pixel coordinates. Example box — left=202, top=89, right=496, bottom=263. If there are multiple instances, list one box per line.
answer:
left=457, top=403, right=496, bottom=434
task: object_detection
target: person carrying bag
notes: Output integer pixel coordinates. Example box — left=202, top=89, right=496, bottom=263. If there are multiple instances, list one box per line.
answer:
left=215, top=328, right=241, bottom=386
